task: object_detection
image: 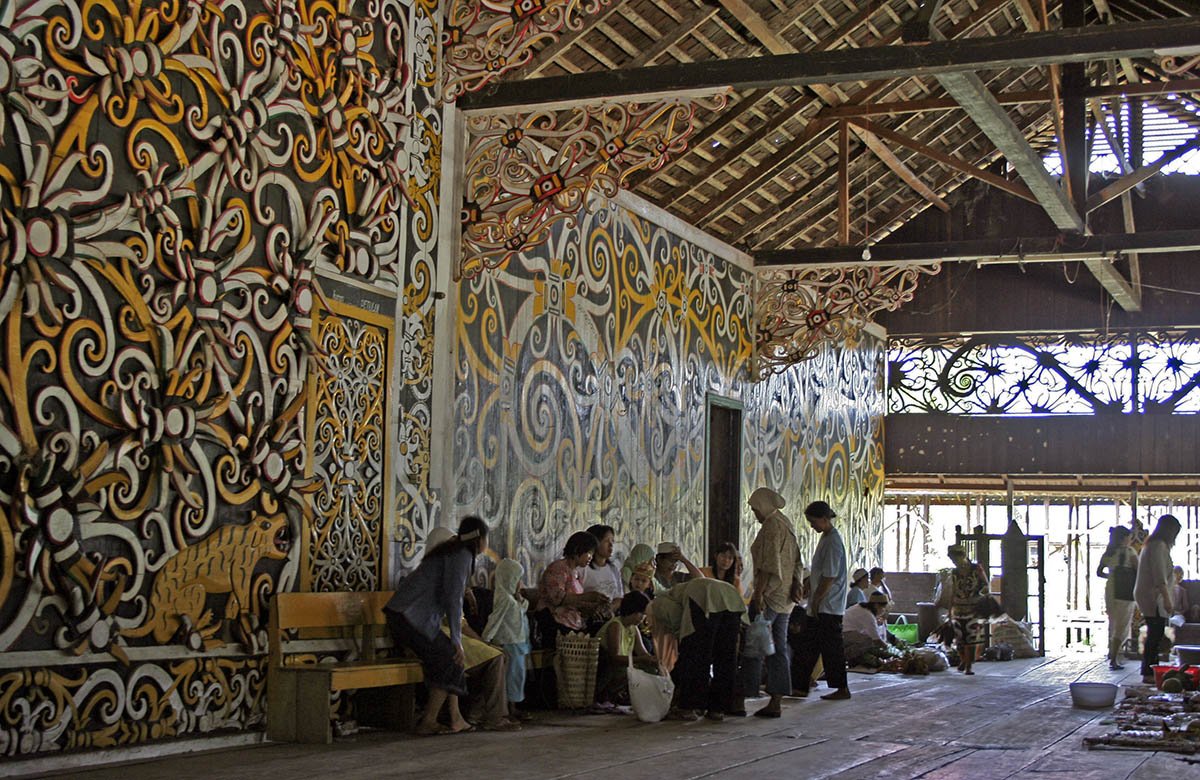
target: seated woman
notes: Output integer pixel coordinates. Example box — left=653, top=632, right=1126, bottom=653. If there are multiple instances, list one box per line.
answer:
left=869, top=567, right=892, bottom=603
left=846, top=568, right=870, bottom=608
left=649, top=578, right=746, bottom=722
left=384, top=516, right=487, bottom=736
left=842, top=592, right=894, bottom=668
left=535, top=531, right=609, bottom=645
left=701, top=541, right=743, bottom=595
left=596, top=591, right=656, bottom=704
left=654, top=542, right=703, bottom=591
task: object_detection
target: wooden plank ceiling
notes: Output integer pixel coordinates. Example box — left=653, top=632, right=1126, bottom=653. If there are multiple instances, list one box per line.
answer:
left=492, top=0, right=1200, bottom=254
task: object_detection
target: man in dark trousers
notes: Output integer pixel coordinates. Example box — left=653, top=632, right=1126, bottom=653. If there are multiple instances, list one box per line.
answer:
left=791, top=500, right=851, bottom=700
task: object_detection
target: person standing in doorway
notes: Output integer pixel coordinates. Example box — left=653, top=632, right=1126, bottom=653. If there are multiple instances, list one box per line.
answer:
left=1096, top=526, right=1137, bottom=671
left=732, top=488, right=803, bottom=718
left=1136, top=514, right=1181, bottom=684
left=791, top=500, right=851, bottom=701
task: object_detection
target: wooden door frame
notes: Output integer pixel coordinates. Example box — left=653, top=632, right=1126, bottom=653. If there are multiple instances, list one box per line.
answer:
left=704, top=393, right=744, bottom=565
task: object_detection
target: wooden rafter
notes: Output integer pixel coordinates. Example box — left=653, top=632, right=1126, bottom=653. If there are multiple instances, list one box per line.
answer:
left=838, top=120, right=851, bottom=245
left=688, top=0, right=1039, bottom=230
left=1086, top=134, right=1200, bottom=211
left=457, top=19, right=1200, bottom=112
left=846, top=118, right=1038, bottom=203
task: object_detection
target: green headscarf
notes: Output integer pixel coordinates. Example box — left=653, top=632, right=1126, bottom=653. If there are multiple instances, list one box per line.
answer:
left=621, top=543, right=655, bottom=589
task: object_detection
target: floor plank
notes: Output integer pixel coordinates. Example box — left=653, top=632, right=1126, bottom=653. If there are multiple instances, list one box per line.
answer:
left=39, top=654, right=1198, bottom=780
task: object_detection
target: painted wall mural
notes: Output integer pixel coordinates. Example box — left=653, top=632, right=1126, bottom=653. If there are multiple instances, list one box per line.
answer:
left=0, top=0, right=435, bottom=759
left=452, top=199, right=886, bottom=582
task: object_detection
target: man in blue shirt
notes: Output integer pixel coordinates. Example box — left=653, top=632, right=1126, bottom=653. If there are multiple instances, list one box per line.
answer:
left=791, top=500, right=851, bottom=700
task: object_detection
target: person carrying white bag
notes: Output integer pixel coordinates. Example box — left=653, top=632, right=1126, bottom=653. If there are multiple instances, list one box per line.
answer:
left=648, top=579, right=748, bottom=722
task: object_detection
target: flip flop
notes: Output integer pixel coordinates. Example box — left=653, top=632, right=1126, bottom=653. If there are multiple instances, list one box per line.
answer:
left=753, top=709, right=781, bottom=718
left=414, top=723, right=455, bottom=737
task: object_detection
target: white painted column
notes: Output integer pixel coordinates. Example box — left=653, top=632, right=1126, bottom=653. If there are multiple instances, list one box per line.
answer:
left=429, top=101, right=466, bottom=530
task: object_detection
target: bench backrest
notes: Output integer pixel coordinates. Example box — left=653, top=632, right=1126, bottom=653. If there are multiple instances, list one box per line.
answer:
left=269, top=591, right=395, bottom=667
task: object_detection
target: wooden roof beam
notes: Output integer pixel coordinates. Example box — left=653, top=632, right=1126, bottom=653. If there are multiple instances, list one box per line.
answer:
left=847, top=118, right=1038, bottom=203
left=681, top=0, right=1018, bottom=225
left=522, top=3, right=627, bottom=76
left=457, top=18, right=1200, bottom=112
left=935, top=69, right=1087, bottom=233
left=755, top=228, right=1200, bottom=267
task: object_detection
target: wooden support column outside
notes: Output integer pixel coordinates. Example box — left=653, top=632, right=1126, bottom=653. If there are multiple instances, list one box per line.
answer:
left=838, top=120, right=850, bottom=245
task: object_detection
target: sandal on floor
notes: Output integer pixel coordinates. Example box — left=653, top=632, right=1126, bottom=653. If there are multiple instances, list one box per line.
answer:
left=753, top=708, right=782, bottom=718
left=481, top=719, right=521, bottom=731
left=415, top=723, right=461, bottom=736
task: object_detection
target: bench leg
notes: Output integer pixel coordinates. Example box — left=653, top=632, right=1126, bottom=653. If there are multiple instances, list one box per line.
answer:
left=267, top=667, right=298, bottom=742
left=295, top=672, right=334, bottom=744
left=357, top=685, right=418, bottom=732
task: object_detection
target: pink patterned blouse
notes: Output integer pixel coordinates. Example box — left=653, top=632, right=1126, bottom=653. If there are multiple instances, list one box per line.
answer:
left=538, top=558, right=585, bottom=631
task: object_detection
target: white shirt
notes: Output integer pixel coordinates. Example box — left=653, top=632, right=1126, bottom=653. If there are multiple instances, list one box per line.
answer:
left=843, top=603, right=886, bottom=642
left=580, top=559, right=623, bottom=600
left=809, top=527, right=849, bottom=616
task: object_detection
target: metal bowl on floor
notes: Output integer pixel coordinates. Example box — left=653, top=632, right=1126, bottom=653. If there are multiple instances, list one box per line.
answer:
left=1069, top=682, right=1118, bottom=709
left=1176, top=645, right=1200, bottom=665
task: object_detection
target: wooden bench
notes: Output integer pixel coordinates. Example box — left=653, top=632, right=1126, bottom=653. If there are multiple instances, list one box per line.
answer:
left=267, top=591, right=553, bottom=743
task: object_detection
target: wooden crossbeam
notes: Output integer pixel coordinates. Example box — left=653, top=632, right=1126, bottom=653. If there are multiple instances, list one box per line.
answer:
left=754, top=229, right=1200, bottom=267
left=818, top=79, right=1200, bottom=118
left=754, top=109, right=1046, bottom=248
left=457, top=19, right=1200, bottom=112
left=847, top=119, right=1037, bottom=204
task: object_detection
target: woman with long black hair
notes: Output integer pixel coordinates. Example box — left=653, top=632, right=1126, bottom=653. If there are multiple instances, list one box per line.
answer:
left=1096, top=526, right=1137, bottom=671
left=701, top=541, right=743, bottom=595
left=384, top=516, right=488, bottom=736
left=1135, top=514, right=1182, bottom=684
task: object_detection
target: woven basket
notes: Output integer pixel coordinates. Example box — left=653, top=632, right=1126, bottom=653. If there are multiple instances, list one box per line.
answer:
left=553, top=632, right=599, bottom=709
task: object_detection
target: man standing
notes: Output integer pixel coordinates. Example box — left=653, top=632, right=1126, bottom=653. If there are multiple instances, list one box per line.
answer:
left=792, top=500, right=851, bottom=701
left=735, top=487, right=804, bottom=718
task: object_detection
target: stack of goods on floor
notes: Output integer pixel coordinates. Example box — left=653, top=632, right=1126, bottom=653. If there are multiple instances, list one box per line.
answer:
left=1084, top=688, right=1200, bottom=755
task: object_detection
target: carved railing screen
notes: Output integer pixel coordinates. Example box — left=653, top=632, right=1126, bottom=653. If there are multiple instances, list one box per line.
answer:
left=888, top=330, right=1200, bottom=415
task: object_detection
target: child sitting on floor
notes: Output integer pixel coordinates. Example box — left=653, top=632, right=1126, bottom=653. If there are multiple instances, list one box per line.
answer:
left=483, top=558, right=531, bottom=721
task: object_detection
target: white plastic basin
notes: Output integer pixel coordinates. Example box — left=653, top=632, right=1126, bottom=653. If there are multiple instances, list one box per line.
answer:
left=1069, top=682, right=1118, bottom=709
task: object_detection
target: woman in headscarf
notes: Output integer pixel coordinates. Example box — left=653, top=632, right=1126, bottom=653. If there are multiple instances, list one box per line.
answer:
left=736, top=486, right=804, bottom=718
left=1135, top=515, right=1181, bottom=684
left=1096, top=526, right=1137, bottom=670
left=649, top=578, right=747, bottom=721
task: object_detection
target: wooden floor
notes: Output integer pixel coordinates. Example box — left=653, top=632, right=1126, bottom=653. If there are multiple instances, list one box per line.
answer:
left=48, top=654, right=1200, bottom=780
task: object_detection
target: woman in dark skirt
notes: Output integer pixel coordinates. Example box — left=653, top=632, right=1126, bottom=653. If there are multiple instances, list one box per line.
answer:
left=384, top=516, right=488, bottom=735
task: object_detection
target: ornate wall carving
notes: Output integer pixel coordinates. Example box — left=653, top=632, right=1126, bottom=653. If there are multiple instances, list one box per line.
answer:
left=0, top=0, right=435, bottom=758
left=305, top=302, right=392, bottom=592
left=452, top=200, right=886, bottom=580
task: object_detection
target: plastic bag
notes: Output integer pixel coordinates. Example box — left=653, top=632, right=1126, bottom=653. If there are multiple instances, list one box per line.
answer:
left=743, top=614, right=776, bottom=658
left=627, top=655, right=674, bottom=723
left=913, top=646, right=950, bottom=671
